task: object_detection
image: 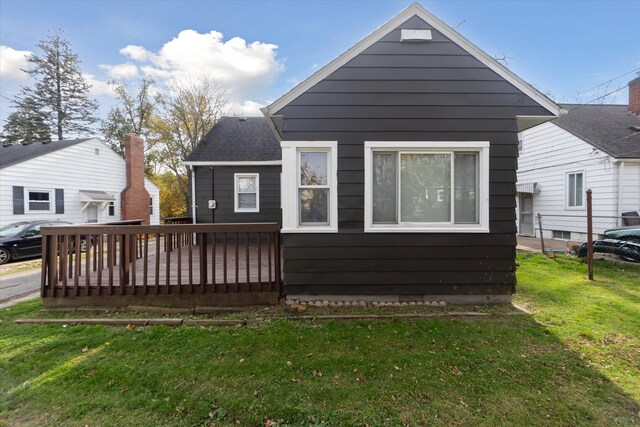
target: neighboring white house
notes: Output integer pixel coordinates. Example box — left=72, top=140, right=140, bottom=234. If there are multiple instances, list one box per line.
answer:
left=516, top=77, right=640, bottom=240
left=0, top=137, right=160, bottom=227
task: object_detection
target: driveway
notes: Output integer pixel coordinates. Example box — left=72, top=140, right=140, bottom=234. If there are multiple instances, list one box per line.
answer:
left=0, top=269, right=40, bottom=303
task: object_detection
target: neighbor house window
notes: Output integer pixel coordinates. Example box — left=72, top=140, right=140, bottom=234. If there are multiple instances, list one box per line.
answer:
left=108, top=201, right=115, bottom=216
left=280, top=141, right=338, bottom=232
left=364, top=142, right=489, bottom=232
left=566, top=171, right=584, bottom=208
left=552, top=230, right=571, bottom=239
left=27, top=190, right=52, bottom=212
left=234, top=173, right=260, bottom=213
left=149, top=197, right=153, bottom=215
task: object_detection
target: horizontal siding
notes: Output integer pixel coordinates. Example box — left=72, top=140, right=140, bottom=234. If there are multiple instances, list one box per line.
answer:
left=194, top=165, right=281, bottom=225
left=0, top=139, right=160, bottom=227
left=277, top=14, right=552, bottom=296
left=517, top=122, right=625, bottom=236
left=621, top=162, right=640, bottom=213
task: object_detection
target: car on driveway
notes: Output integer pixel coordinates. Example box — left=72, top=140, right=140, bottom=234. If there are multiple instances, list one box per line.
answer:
left=577, top=238, right=640, bottom=263
left=0, top=220, right=72, bottom=265
left=603, top=225, right=640, bottom=243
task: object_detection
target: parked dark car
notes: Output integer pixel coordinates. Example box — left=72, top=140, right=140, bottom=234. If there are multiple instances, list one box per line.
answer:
left=0, top=220, right=72, bottom=265
left=603, top=226, right=640, bottom=243
left=577, top=239, right=640, bottom=263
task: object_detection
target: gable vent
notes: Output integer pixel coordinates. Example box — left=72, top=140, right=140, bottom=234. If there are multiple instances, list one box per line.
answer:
left=401, top=29, right=432, bottom=42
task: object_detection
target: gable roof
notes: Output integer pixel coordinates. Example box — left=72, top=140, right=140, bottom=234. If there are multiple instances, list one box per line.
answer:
left=184, top=117, right=281, bottom=164
left=262, top=2, right=561, bottom=118
left=0, top=138, right=93, bottom=170
left=554, top=104, right=640, bottom=159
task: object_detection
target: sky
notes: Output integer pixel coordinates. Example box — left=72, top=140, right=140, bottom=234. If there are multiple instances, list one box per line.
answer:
left=1, top=0, right=639, bottom=134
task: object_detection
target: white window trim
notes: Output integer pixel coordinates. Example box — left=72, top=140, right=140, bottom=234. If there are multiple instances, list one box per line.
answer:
left=565, top=170, right=586, bottom=210
left=364, top=141, right=490, bottom=233
left=234, top=173, right=260, bottom=213
left=281, top=141, right=338, bottom=233
left=26, top=188, right=53, bottom=213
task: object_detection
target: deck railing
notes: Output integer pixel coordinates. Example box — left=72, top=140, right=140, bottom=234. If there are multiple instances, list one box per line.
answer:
left=40, top=223, right=281, bottom=304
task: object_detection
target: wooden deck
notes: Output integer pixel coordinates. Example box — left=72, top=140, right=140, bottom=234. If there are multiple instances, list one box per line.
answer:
left=41, top=223, right=282, bottom=307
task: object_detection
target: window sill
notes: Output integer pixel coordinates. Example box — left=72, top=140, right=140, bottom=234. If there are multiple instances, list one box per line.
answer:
left=234, top=209, right=260, bottom=213
left=365, top=225, right=489, bottom=233
left=281, top=226, right=338, bottom=234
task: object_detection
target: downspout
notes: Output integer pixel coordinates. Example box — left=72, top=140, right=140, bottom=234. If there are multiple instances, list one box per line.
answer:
left=190, top=165, right=197, bottom=245
left=190, top=166, right=197, bottom=224
left=617, top=161, right=625, bottom=226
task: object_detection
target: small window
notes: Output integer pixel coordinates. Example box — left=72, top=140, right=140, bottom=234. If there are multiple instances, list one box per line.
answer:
left=108, top=201, right=115, bottom=217
left=552, top=230, right=571, bottom=240
left=566, top=172, right=584, bottom=208
left=149, top=197, right=153, bottom=215
left=280, top=141, right=338, bottom=233
left=27, top=190, right=52, bottom=212
left=299, top=151, right=330, bottom=225
left=234, top=173, right=259, bottom=213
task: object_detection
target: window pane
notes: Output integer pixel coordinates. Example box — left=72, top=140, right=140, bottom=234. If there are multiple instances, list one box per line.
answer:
left=454, top=153, right=478, bottom=223
left=29, top=192, right=49, bottom=201
left=299, top=189, right=329, bottom=225
left=400, top=153, right=451, bottom=222
left=568, top=174, right=576, bottom=206
left=238, top=193, right=257, bottom=209
left=372, top=152, right=397, bottom=224
left=575, top=173, right=583, bottom=206
left=300, top=152, right=328, bottom=186
left=29, top=202, right=49, bottom=211
left=238, top=176, right=256, bottom=193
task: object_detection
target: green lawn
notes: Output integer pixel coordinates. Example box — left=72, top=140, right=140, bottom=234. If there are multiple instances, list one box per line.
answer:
left=1, top=254, right=638, bottom=426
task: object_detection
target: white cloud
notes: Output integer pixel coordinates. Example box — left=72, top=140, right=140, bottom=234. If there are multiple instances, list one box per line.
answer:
left=99, top=63, right=139, bottom=80
left=237, top=100, right=265, bottom=117
left=108, top=29, right=284, bottom=104
left=83, top=73, right=115, bottom=96
left=0, top=45, right=32, bottom=81
left=120, top=45, right=152, bottom=62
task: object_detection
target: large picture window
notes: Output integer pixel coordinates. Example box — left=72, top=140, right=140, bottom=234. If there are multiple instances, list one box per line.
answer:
left=566, top=171, right=584, bottom=208
left=365, top=142, right=489, bottom=233
left=234, top=173, right=259, bottom=212
left=27, top=190, right=52, bottom=212
left=281, top=141, right=337, bottom=233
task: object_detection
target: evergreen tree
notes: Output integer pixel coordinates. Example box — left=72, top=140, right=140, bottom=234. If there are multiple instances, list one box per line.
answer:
left=0, top=98, right=50, bottom=145
left=19, top=30, right=98, bottom=140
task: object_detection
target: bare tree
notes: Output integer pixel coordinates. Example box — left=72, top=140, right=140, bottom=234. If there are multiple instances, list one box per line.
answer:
left=148, top=76, right=232, bottom=207
left=101, top=76, right=156, bottom=156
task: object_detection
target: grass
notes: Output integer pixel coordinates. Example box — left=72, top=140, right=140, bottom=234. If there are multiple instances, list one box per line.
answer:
left=0, top=254, right=638, bottom=426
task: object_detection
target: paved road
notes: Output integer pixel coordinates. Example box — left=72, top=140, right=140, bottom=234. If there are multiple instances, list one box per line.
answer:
left=0, top=269, right=41, bottom=303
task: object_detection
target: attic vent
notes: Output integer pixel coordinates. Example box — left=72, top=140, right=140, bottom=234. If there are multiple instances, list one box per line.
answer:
left=238, top=117, right=248, bottom=122
left=630, top=125, right=640, bottom=132
left=401, top=29, right=432, bottom=42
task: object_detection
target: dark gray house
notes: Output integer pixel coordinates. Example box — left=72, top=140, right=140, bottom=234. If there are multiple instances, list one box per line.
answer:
left=184, top=117, right=282, bottom=225
left=187, top=3, right=561, bottom=303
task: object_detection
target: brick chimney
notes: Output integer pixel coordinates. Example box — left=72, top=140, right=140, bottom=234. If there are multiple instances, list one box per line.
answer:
left=630, top=76, right=640, bottom=116
left=120, top=133, right=150, bottom=224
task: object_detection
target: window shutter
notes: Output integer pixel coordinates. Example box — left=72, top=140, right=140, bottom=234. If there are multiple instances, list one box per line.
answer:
left=55, top=189, right=64, bottom=214
left=13, top=186, right=24, bottom=215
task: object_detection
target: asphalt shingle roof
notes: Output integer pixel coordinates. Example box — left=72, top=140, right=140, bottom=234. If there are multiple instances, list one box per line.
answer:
left=0, top=138, right=92, bottom=170
left=185, top=117, right=281, bottom=162
left=555, top=104, right=640, bottom=159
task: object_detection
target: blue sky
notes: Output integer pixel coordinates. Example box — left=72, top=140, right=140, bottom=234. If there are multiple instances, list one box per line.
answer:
left=1, top=0, right=639, bottom=129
